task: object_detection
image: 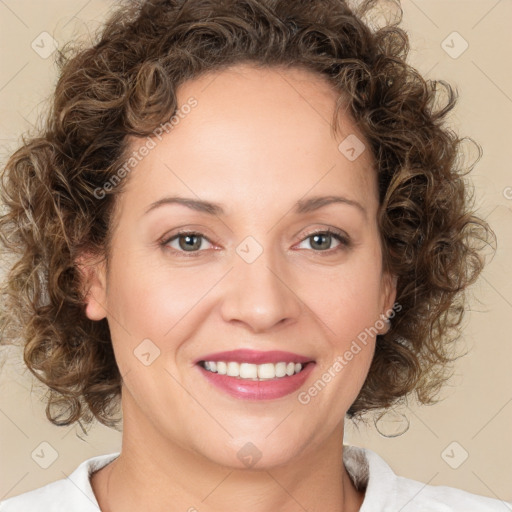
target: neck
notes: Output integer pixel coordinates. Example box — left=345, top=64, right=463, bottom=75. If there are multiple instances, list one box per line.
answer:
left=92, top=395, right=364, bottom=512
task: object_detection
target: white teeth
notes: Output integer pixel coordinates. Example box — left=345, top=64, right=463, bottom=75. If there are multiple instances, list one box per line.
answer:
left=239, top=363, right=258, bottom=379
left=201, top=360, right=305, bottom=380
left=258, top=363, right=275, bottom=379
left=275, top=362, right=287, bottom=377
left=226, top=362, right=239, bottom=377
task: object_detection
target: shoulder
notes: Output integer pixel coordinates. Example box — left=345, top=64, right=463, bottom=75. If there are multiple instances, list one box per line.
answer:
left=343, top=445, right=510, bottom=512
left=0, top=452, right=120, bottom=512
left=393, top=473, right=508, bottom=511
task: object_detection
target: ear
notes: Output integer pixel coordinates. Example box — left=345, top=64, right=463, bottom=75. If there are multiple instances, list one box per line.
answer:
left=378, top=272, right=398, bottom=334
left=75, top=252, right=108, bottom=321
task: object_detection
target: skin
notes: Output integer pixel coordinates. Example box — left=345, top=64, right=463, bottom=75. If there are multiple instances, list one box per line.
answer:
left=83, top=63, right=397, bottom=512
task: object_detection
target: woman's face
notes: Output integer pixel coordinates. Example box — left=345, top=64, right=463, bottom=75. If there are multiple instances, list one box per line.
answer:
left=84, top=63, right=396, bottom=469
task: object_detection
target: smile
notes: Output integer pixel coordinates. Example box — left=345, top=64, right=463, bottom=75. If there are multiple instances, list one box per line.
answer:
left=200, top=360, right=304, bottom=380
left=196, top=361, right=315, bottom=401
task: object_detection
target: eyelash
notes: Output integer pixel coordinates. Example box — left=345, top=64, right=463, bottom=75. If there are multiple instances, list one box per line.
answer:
left=160, top=228, right=351, bottom=258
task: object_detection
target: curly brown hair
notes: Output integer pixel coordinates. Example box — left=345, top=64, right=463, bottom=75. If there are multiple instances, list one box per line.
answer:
left=0, top=0, right=495, bottom=429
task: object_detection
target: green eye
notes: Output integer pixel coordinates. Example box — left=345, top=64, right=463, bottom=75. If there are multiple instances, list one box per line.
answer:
left=162, top=231, right=213, bottom=257
left=161, top=228, right=350, bottom=258
left=297, top=229, right=351, bottom=253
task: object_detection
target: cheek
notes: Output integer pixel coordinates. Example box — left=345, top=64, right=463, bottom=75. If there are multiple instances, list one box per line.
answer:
left=106, top=251, right=208, bottom=336
left=300, top=259, right=384, bottom=342
left=104, top=249, right=226, bottom=379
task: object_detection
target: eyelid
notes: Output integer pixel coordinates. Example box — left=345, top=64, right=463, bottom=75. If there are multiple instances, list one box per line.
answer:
left=160, top=226, right=351, bottom=257
left=161, top=229, right=212, bottom=243
left=299, top=226, right=350, bottom=244
left=295, top=227, right=351, bottom=253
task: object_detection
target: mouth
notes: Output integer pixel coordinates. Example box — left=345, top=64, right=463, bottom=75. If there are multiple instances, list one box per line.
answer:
left=194, top=349, right=316, bottom=400
left=198, top=360, right=311, bottom=380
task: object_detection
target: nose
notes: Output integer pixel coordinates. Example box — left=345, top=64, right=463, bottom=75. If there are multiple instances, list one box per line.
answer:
left=219, top=248, right=302, bottom=333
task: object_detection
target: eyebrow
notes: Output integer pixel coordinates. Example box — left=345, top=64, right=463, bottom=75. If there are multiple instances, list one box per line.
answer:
left=143, top=194, right=367, bottom=218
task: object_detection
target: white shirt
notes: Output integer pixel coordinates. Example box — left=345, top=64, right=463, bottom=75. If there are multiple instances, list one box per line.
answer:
left=0, top=445, right=509, bottom=511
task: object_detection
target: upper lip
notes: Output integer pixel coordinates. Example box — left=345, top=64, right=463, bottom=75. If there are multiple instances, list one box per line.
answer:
left=195, top=349, right=314, bottom=365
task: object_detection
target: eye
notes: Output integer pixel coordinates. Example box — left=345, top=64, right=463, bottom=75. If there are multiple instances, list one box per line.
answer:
left=296, top=228, right=350, bottom=254
left=161, top=231, right=214, bottom=257
left=160, top=228, right=351, bottom=258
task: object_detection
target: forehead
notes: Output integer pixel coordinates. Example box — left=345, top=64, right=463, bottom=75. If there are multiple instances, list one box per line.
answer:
left=119, top=63, right=378, bottom=220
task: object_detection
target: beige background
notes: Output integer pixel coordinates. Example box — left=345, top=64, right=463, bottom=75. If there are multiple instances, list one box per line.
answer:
left=1, top=0, right=511, bottom=505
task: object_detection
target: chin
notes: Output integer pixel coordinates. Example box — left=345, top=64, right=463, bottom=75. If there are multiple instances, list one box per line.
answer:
left=194, top=434, right=306, bottom=471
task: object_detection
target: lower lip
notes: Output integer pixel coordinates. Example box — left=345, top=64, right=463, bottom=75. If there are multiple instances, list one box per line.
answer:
left=196, top=362, right=316, bottom=400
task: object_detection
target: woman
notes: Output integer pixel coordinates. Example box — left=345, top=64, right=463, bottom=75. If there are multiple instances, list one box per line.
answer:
left=0, top=0, right=507, bottom=510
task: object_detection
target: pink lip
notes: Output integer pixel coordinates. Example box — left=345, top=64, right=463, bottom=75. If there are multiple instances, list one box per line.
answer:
left=194, top=349, right=314, bottom=365
left=196, top=361, right=316, bottom=400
